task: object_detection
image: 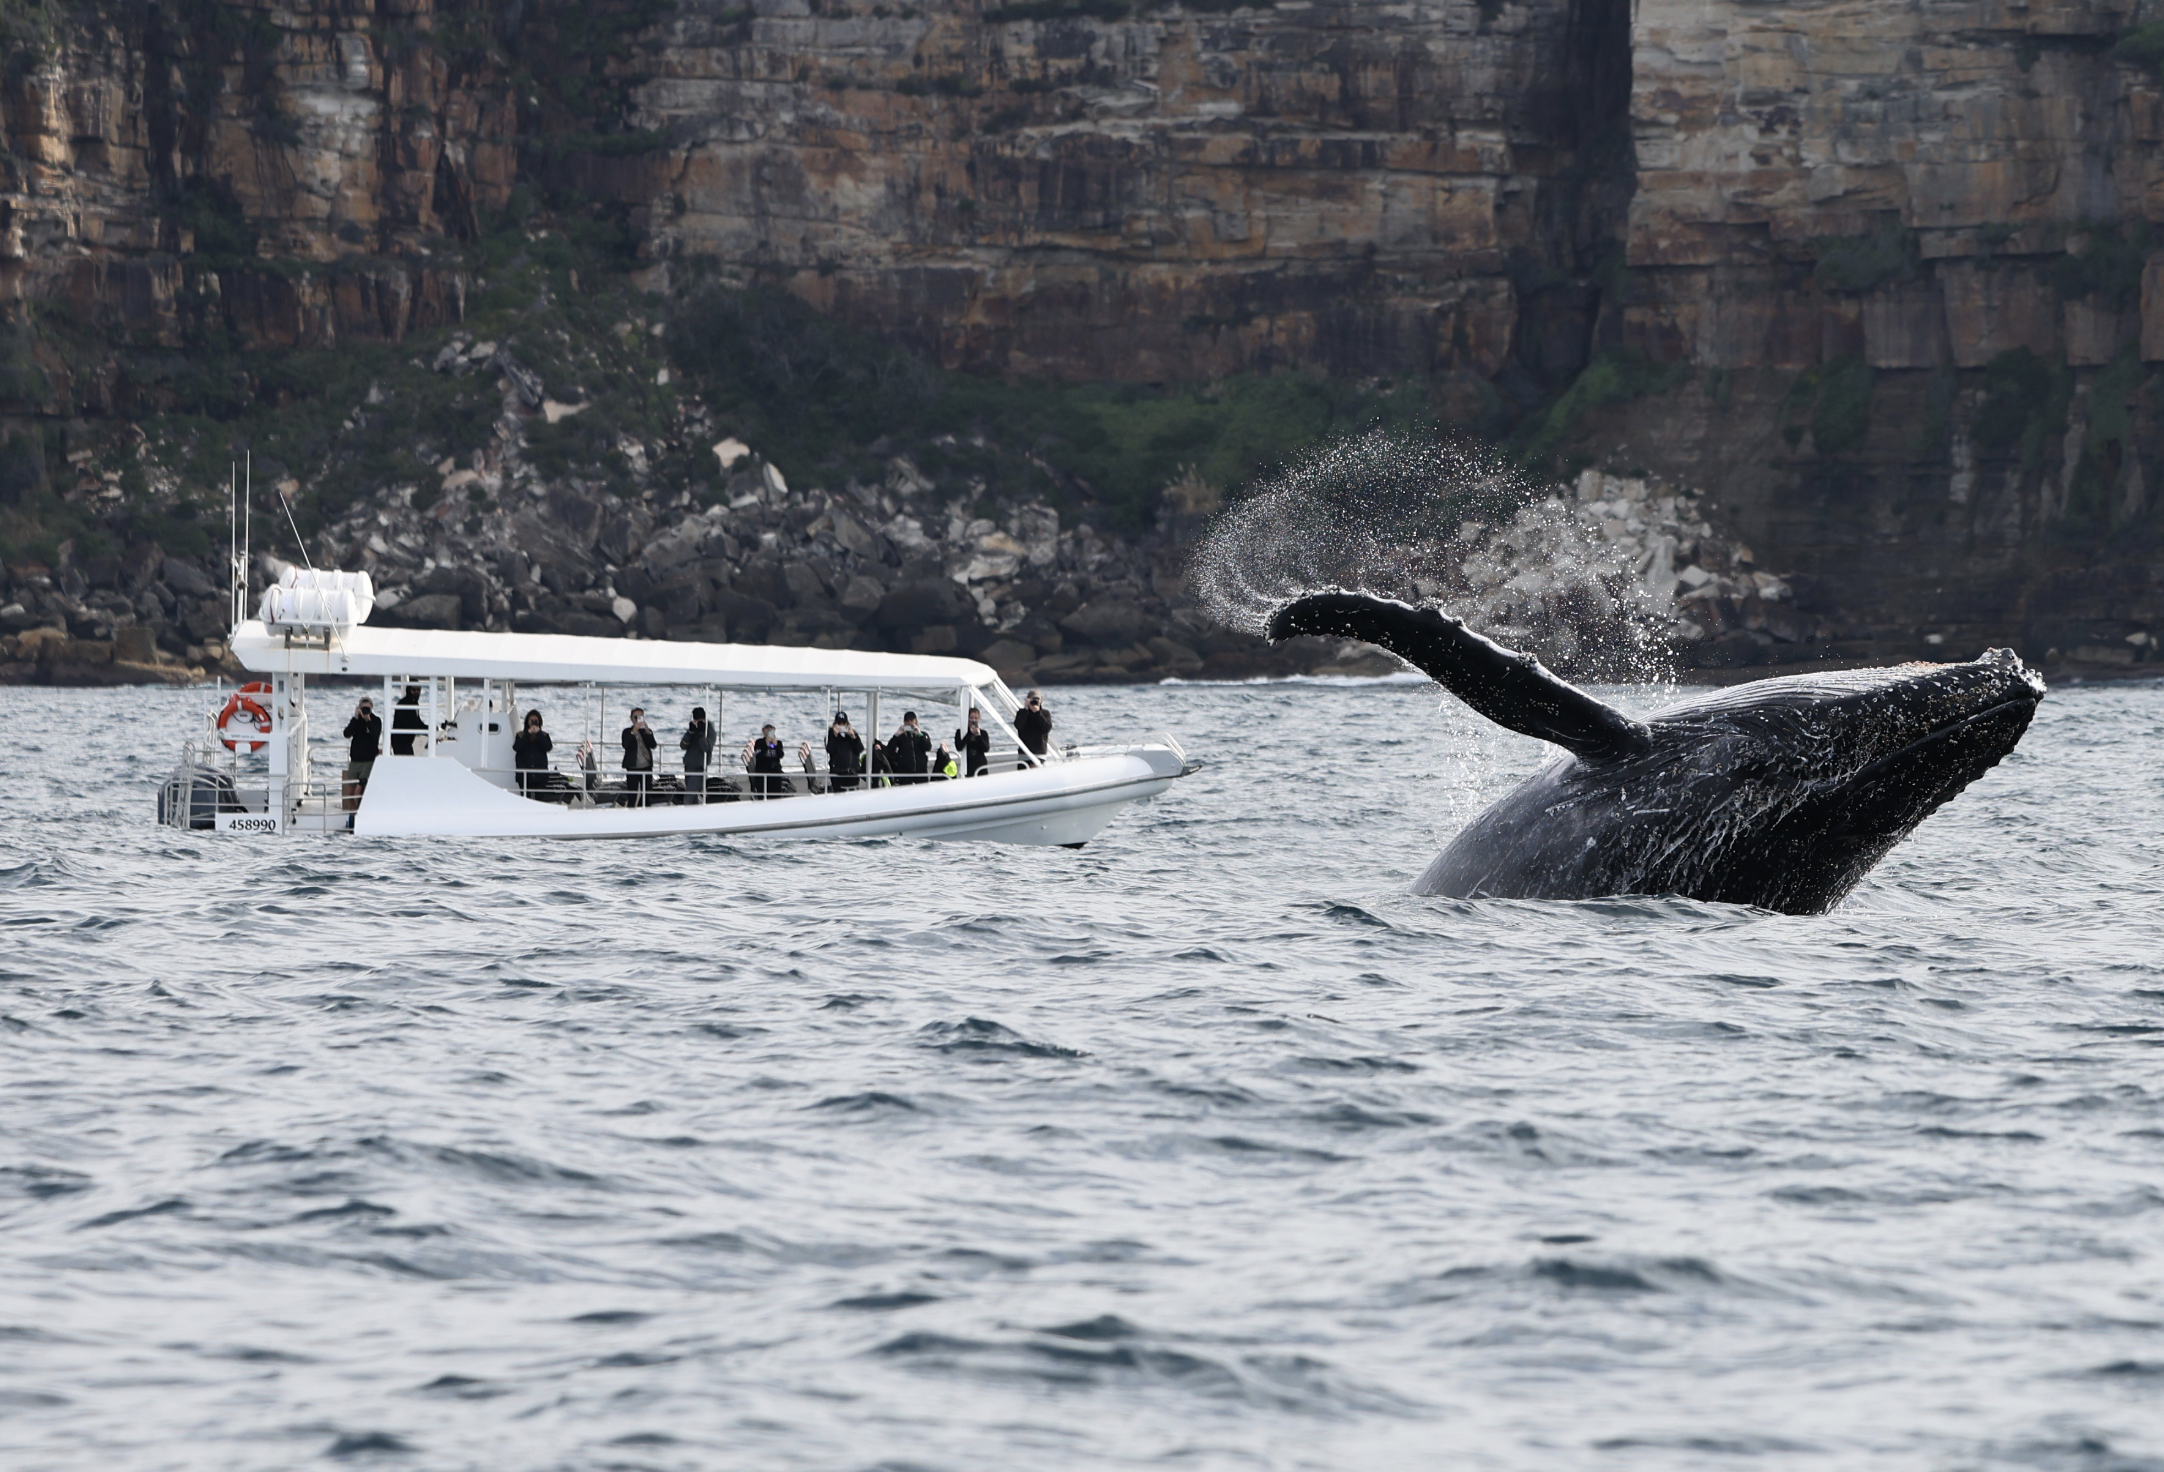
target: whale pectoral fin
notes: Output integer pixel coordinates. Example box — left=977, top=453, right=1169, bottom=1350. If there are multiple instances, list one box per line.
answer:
left=1266, top=592, right=1653, bottom=760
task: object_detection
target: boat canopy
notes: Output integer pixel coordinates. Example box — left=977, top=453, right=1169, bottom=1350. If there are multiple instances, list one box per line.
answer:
left=229, top=620, right=1001, bottom=693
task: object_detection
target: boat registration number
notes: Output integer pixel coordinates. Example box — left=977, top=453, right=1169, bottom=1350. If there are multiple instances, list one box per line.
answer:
left=215, top=813, right=280, bottom=835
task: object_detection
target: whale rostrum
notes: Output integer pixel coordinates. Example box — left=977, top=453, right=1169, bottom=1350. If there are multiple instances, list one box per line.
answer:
left=1267, top=592, right=2046, bottom=914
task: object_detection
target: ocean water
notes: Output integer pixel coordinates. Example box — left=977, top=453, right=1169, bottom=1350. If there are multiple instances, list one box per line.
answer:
left=2, top=676, right=2162, bottom=1472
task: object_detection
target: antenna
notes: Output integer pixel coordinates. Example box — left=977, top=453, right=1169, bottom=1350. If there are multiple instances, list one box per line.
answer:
left=242, top=451, right=253, bottom=616
left=227, top=461, right=239, bottom=627
left=275, top=477, right=315, bottom=572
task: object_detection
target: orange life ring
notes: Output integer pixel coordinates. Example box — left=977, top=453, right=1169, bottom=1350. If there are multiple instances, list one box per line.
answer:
left=218, top=681, right=273, bottom=752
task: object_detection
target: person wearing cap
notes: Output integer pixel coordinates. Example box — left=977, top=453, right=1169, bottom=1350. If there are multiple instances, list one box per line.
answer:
left=680, top=705, right=717, bottom=803
left=825, top=711, right=865, bottom=793
left=954, top=706, right=992, bottom=777
left=744, top=723, right=788, bottom=798
left=887, top=710, right=931, bottom=785
left=342, top=696, right=382, bottom=811
left=1014, top=689, right=1052, bottom=759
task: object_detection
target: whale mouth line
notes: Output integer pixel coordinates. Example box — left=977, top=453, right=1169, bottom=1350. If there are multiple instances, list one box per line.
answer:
left=1845, top=695, right=2040, bottom=785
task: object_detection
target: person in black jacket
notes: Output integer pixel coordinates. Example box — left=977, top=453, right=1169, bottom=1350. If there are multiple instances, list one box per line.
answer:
left=680, top=706, right=716, bottom=803
left=825, top=712, right=865, bottom=793
left=1013, top=689, right=1052, bottom=760
left=744, top=723, right=787, bottom=798
left=954, top=707, right=992, bottom=777
left=390, top=685, right=424, bottom=756
left=342, top=696, right=382, bottom=811
left=887, top=711, right=931, bottom=785
left=621, top=707, right=658, bottom=806
left=513, top=709, right=553, bottom=797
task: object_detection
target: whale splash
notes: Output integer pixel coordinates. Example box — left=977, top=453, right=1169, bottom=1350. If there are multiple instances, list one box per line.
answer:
left=1191, top=431, right=1712, bottom=682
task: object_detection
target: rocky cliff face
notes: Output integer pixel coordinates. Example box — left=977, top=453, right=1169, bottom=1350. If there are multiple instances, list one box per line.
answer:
left=3, top=0, right=2160, bottom=681
left=1, top=0, right=514, bottom=404
left=1611, top=0, right=2164, bottom=666
left=623, top=0, right=1628, bottom=386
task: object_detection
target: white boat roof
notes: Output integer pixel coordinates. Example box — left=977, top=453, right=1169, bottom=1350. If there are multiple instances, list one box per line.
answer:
left=229, top=620, right=1000, bottom=692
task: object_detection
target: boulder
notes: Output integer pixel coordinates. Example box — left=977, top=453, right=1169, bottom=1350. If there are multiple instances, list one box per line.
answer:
left=782, top=562, right=828, bottom=605
left=980, top=638, right=1036, bottom=679
left=910, top=624, right=958, bottom=654
left=1058, top=598, right=1146, bottom=647
left=736, top=558, right=790, bottom=607
left=557, top=611, right=624, bottom=639
left=713, top=591, right=778, bottom=641
left=828, top=509, right=878, bottom=560
left=160, top=558, right=216, bottom=598
left=874, top=578, right=971, bottom=632
left=113, top=626, right=157, bottom=664
left=597, top=516, right=642, bottom=565
left=838, top=574, right=886, bottom=618
left=548, top=489, right=605, bottom=548
left=385, top=592, right=462, bottom=629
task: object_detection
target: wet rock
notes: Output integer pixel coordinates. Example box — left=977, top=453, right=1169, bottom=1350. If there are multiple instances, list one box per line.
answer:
left=980, top=638, right=1036, bottom=679
left=160, top=558, right=215, bottom=598
left=838, top=574, right=886, bottom=619
left=1058, top=599, right=1147, bottom=647
left=548, top=490, right=604, bottom=549
left=384, top=592, right=463, bottom=629
left=113, top=626, right=156, bottom=663
left=713, top=591, right=778, bottom=641
left=874, top=579, right=971, bottom=632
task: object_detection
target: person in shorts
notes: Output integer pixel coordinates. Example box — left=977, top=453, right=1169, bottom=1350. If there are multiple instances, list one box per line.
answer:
left=342, top=696, right=382, bottom=811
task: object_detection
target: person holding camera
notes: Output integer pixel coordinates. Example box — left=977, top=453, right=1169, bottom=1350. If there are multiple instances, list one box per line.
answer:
left=826, top=711, right=865, bottom=794
left=1014, top=689, right=1052, bottom=759
left=745, top=723, right=787, bottom=799
left=621, top=706, right=658, bottom=807
left=887, top=711, right=931, bottom=785
left=513, top=709, right=553, bottom=797
left=342, top=697, right=382, bottom=811
left=680, top=705, right=717, bottom=803
left=954, top=706, right=992, bottom=777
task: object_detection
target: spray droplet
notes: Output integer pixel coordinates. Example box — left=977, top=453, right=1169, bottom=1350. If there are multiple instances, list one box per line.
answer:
left=1190, top=431, right=1683, bottom=683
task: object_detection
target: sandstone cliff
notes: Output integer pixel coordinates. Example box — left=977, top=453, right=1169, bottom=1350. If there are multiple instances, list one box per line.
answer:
left=2, top=0, right=2160, bottom=681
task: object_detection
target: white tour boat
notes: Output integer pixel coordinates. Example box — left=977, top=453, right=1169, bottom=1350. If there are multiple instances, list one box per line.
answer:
left=159, top=566, right=1196, bottom=845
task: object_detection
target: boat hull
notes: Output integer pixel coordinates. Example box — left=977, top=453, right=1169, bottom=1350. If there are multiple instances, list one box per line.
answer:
left=350, top=749, right=1184, bottom=844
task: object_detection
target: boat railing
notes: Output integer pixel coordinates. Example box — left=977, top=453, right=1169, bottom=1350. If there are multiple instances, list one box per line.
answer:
left=166, top=727, right=1180, bottom=831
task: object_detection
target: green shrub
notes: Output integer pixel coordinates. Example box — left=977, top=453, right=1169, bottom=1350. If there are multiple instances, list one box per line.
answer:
left=1511, top=349, right=1692, bottom=467
left=2115, top=21, right=2164, bottom=74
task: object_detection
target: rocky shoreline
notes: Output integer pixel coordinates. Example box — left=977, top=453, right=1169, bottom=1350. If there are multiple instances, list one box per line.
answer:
left=17, top=446, right=2147, bottom=691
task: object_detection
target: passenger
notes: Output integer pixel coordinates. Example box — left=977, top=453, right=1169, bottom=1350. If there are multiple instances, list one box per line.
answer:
left=745, top=723, right=787, bottom=799
left=796, top=739, right=821, bottom=793
left=513, top=709, right=552, bottom=797
left=826, top=711, right=865, bottom=793
left=954, top=706, right=992, bottom=777
left=1014, top=689, right=1053, bottom=759
left=930, top=742, right=960, bottom=780
left=888, top=710, right=931, bottom=785
left=680, top=705, right=716, bottom=804
left=621, top=706, right=657, bottom=807
left=342, top=696, right=382, bottom=811
left=390, top=684, right=424, bottom=755
left=869, top=736, right=894, bottom=788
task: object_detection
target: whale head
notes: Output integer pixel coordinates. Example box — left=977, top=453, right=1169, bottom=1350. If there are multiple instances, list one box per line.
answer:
left=1266, top=593, right=2045, bottom=913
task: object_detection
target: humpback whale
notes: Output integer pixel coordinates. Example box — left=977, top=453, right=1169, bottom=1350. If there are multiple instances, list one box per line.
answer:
left=1268, top=593, right=2045, bottom=914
